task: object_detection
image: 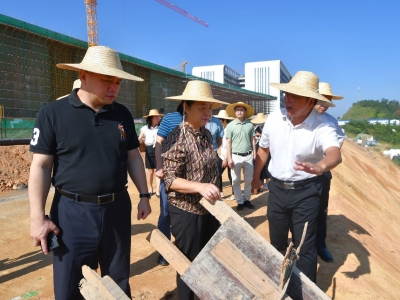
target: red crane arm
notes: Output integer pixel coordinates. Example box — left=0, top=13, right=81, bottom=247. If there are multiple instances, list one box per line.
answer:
left=155, top=0, right=209, bottom=27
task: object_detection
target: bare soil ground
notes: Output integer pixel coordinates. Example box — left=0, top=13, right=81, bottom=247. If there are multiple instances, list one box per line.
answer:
left=0, top=139, right=399, bottom=299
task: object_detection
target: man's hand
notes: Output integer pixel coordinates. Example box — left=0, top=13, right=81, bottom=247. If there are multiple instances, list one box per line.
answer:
left=294, top=161, right=324, bottom=175
left=251, top=177, right=263, bottom=194
left=228, top=159, right=234, bottom=169
left=155, top=168, right=164, bottom=179
left=30, top=217, right=59, bottom=255
left=198, top=183, right=220, bottom=202
left=137, top=198, right=151, bottom=220
left=222, top=158, right=228, bottom=168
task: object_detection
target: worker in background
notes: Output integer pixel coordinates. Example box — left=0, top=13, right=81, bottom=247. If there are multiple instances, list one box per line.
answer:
left=252, top=71, right=342, bottom=282
left=314, top=82, right=345, bottom=263
left=251, top=112, right=271, bottom=192
left=29, top=46, right=151, bottom=299
left=138, top=109, right=164, bottom=197
left=226, top=102, right=257, bottom=211
left=215, top=110, right=235, bottom=199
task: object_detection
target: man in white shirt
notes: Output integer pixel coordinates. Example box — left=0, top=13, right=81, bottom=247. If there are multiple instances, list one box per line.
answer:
left=252, top=71, right=342, bottom=282
left=314, top=82, right=345, bottom=263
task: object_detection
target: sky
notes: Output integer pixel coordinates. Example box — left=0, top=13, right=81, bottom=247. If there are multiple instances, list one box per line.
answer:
left=2, top=0, right=399, bottom=118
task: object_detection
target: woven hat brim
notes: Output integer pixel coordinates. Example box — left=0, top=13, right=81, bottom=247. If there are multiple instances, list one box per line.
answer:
left=57, top=63, right=144, bottom=82
left=214, top=114, right=234, bottom=120
left=165, top=95, right=228, bottom=109
left=142, top=113, right=165, bottom=118
left=321, top=93, right=343, bottom=100
left=270, top=82, right=335, bottom=107
left=226, top=103, right=254, bottom=119
left=251, top=116, right=267, bottom=124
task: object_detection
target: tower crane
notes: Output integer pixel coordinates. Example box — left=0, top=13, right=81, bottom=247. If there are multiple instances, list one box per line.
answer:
left=155, top=0, right=209, bottom=27
left=85, top=0, right=99, bottom=47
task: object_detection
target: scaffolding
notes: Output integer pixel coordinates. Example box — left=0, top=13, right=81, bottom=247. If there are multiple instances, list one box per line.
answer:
left=0, top=13, right=275, bottom=124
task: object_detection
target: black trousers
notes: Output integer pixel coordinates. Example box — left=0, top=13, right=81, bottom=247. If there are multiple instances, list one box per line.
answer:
left=267, top=178, right=322, bottom=282
left=316, top=172, right=332, bottom=249
left=168, top=203, right=220, bottom=300
left=50, top=191, right=132, bottom=300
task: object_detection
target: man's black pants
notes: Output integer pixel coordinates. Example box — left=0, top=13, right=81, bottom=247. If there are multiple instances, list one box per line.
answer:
left=50, top=191, right=132, bottom=300
left=267, top=178, right=322, bottom=282
left=168, top=203, right=220, bottom=300
left=316, top=172, right=332, bottom=249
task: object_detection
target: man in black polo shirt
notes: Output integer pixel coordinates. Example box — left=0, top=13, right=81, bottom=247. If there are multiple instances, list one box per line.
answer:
left=29, top=46, right=151, bottom=299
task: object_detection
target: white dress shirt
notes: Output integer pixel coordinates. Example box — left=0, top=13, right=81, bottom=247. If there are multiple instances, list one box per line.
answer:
left=325, top=112, right=345, bottom=143
left=259, top=108, right=339, bottom=181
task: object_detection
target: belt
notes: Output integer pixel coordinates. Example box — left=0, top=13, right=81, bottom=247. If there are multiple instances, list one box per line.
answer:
left=232, top=151, right=252, bottom=156
left=56, top=186, right=127, bottom=204
left=272, top=176, right=320, bottom=190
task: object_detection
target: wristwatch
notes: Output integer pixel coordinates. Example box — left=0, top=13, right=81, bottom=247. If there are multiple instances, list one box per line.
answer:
left=139, top=193, right=151, bottom=198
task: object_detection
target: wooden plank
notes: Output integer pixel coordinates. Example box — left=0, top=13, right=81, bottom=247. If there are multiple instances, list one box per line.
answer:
left=79, top=265, right=130, bottom=300
left=149, top=229, right=191, bottom=275
left=182, top=216, right=328, bottom=300
left=211, top=237, right=282, bottom=299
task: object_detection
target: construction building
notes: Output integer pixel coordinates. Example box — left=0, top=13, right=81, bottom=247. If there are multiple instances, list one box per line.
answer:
left=244, top=60, right=291, bottom=114
left=192, top=60, right=291, bottom=115
left=0, top=14, right=275, bottom=138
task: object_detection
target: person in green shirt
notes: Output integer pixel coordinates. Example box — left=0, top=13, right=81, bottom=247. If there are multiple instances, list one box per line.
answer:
left=225, top=102, right=257, bottom=211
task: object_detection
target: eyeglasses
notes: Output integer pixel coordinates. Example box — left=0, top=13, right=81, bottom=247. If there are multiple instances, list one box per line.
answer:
left=284, top=93, right=302, bottom=103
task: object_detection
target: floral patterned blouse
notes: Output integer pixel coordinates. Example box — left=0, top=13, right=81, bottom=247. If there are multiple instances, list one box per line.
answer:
left=162, top=124, right=220, bottom=215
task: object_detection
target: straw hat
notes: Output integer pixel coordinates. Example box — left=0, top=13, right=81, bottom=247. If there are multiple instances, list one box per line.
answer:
left=56, top=79, right=81, bottom=100
left=214, top=110, right=234, bottom=120
left=226, top=102, right=254, bottom=119
left=165, top=80, right=228, bottom=109
left=142, top=109, right=165, bottom=119
left=319, top=82, right=343, bottom=100
left=56, top=46, right=143, bottom=81
left=251, top=113, right=267, bottom=124
left=270, top=71, right=335, bottom=107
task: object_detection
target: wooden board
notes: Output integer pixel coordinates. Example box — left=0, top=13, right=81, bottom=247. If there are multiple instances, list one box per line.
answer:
left=150, top=199, right=330, bottom=300
left=198, top=199, right=330, bottom=300
left=79, top=265, right=130, bottom=300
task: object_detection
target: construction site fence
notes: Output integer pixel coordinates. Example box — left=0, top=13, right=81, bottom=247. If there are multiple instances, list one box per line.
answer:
left=0, top=13, right=275, bottom=122
left=0, top=117, right=145, bottom=142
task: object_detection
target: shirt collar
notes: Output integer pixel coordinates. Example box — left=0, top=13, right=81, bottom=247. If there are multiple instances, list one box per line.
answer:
left=68, top=88, right=114, bottom=112
left=281, top=107, right=318, bottom=128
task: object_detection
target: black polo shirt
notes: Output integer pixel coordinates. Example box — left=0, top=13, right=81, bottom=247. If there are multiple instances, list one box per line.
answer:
left=30, top=89, right=139, bottom=195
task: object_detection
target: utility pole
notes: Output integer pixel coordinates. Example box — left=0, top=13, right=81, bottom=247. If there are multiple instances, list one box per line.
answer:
left=358, top=87, right=360, bottom=102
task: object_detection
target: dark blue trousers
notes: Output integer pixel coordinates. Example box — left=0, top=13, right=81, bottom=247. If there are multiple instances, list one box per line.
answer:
left=50, top=191, right=132, bottom=300
left=267, top=178, right=321, bottom=282
left=316, top=172, right=332, bottom=249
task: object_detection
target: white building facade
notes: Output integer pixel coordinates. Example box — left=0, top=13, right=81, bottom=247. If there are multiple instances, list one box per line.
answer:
left=244, top=60, right=291, bottom=114
left=192, top=65, right=241, bottom=87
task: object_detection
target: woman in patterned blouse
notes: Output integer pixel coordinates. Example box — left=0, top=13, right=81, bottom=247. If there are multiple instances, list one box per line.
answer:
left=162, top=80, right=229, bottom=299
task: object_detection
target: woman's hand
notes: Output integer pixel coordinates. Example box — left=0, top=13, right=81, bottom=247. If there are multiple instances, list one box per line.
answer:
left=222, top=158, right=228, bottom=168
left=198, top=183, right=220, bottom=202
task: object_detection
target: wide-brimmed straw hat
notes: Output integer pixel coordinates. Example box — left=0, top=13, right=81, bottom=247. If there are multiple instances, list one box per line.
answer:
left=251, top=113, right=267, bottom=124
left=270, top=71, right=335, bottom=107
left=142, top=109, right=165, bottom=119
left=226, top=102, right=254, bottom=119
left=165, top=80, right=228, bottom=109
left=56, top=79, right=81, bottom=100
left=56, top=46, right=143, bottom=81
left=214, top=110, right=234, bottom=120
left=319, top=82, right=343, bottom=100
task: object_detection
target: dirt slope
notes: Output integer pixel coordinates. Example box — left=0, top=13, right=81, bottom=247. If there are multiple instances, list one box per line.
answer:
left=0, top=139, right=399, bottom=299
